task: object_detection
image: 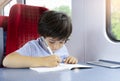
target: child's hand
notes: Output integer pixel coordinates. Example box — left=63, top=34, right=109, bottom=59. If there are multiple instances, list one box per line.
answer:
left=42, top=55, right=61, bottom=67
left=64, top=56, right=78, bottom=64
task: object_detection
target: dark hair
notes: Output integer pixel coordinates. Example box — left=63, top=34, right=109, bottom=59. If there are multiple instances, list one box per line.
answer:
left=38, top=11, right=72, bottom=40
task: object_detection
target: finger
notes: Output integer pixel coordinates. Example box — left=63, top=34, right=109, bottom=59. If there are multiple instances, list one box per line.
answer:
left=68, top=57, right=76, bottom=64
left=72, top=57, right=78, bottom=64
left=57, top=58, right=61, bottom=63
left=74, top=59, right=78, bottom=64
left=70, top=58, right=75, bottom=64
left=71, top=59, right=77, bottom=64
left=55, top=61, right=60, bottom=66
left=64, top=57, right=69, bottom=63
left=51, top=62, right=59, bottom=67
left=64, top=56, right=72, bottom=63
left=55, top=55, right=61, bottom=63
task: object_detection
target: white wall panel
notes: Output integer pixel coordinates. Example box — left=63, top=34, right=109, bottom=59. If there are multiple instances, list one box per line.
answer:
left=68, top=0, right=120, bottom=63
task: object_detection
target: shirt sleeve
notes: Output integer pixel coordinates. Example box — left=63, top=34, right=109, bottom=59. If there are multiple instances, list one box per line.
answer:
left=15, top=42, right=33, bottom=56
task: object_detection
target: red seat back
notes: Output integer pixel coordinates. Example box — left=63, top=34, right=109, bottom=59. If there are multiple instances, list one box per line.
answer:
left=6, top=4, right=48, bottom=55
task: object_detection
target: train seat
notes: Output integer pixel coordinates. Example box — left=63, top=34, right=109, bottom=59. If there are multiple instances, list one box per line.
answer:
left=6, top=4, right=48, bottom=55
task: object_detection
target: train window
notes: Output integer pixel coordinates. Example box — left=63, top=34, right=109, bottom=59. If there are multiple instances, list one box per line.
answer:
left=106, top=0, right=120, bottom=41
left=25, top=0, right=71, bottom=16
left=3, top=0, right=17, bottom=16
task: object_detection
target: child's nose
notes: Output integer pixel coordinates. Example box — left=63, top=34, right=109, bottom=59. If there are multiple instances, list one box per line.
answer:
left=52, top=44, right=60, bottom=50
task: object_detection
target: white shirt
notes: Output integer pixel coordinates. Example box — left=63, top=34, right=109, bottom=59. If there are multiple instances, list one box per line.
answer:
left=16, top=37, right=69, bottom=61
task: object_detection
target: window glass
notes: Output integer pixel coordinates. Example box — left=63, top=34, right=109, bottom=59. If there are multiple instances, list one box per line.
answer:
left=107, top=0, right=120, bottom=41
left=26, top=0, right=71, bottom=16
left=4, top=0, right=17, bottom=16
left=111, top=0, right=120, bottom=40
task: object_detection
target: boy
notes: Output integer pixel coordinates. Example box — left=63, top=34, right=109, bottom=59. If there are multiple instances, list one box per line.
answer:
left=3, top=11, right=78, bottom=68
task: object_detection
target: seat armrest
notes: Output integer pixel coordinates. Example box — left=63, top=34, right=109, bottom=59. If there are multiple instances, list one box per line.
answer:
left=0, top=27, right=4, bottom=66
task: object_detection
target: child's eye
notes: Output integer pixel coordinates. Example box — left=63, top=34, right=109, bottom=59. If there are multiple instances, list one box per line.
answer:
left=60, top=41, right=65, bottom=44
left=49, top=41, right=55, bottom=44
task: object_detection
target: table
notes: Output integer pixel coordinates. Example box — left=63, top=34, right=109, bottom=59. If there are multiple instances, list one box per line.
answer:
left=0, top=66, right=120, bottom=81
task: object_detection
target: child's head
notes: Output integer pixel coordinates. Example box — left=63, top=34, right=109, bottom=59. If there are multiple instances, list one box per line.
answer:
left=38, top=10, right=72, bottom=41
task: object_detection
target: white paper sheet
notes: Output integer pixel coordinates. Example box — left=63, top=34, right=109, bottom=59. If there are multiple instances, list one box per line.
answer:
left=30, top=63, right=91, bottom=72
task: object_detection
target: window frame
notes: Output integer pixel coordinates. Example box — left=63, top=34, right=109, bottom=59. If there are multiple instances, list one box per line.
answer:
left=106, top=0, right=120, bottom=42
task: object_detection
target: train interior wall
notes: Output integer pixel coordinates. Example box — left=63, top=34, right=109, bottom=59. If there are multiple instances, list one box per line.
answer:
left=66, top=0, right=120, bottom=63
